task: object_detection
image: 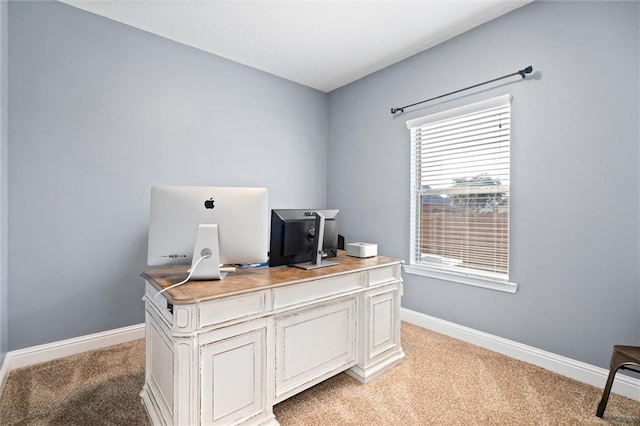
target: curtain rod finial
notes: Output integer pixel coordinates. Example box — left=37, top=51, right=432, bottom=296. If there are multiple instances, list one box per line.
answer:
left=391, top=107, right=404, bottom=114
left=518, top=65, right=533, bottom=78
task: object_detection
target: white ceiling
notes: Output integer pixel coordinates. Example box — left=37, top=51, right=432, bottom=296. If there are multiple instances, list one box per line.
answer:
left=60, top=0, right=532, bottom=93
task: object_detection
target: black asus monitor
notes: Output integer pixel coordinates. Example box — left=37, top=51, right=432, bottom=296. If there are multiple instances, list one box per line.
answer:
left=269, top=209, right=339, bottom=269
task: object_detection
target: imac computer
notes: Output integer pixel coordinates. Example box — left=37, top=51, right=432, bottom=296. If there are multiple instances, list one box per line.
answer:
left=268, top=209, right=339, bottom=269
left=147, top=186, right=269, bottom=280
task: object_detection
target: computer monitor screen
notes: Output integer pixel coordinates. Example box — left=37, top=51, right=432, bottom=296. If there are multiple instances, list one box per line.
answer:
left=269, top=209, right=339, bottom=267
left=147, top=186, right=269, bottom=278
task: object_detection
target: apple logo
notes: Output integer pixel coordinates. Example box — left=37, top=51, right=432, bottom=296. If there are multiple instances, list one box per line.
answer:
left=204, top=198, right=215, bottom=209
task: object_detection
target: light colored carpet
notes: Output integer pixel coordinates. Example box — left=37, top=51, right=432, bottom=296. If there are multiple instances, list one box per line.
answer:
left=0, top=338, right=147, bottom=425
left=1, top=322, right=638, bottom=425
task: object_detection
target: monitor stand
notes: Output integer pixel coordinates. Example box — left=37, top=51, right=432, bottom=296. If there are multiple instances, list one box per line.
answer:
left=293, top=212, right=339, bottom=270
left=189, top=224, right=228, bottom=280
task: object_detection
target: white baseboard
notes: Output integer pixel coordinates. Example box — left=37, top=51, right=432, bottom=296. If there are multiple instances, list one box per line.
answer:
left=0, top=351, right=9, bottom=399
left=400, top=308, right=640, bottom=402
left=0, top=323, right=144, bottom=398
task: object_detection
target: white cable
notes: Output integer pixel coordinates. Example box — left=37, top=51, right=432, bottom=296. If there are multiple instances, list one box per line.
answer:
left=154, top=254, right=210, bottom=301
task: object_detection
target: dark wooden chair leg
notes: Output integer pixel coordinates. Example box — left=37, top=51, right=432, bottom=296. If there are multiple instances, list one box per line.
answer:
left=596, top=364, right=619, bottom=417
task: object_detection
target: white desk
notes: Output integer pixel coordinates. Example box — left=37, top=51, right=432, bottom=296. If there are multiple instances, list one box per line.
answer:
left=140, top=251, right=404, bottom=425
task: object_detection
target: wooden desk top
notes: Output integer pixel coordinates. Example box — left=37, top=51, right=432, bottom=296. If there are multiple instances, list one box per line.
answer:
left=142, top=251, right=402, bottom=304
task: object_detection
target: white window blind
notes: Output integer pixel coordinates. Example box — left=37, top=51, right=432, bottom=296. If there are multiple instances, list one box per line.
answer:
left=407, top=95, right=511, bottom=280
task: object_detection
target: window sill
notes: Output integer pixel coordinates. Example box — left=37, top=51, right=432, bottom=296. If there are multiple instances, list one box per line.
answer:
left=403, top=264, right=518, bottom=294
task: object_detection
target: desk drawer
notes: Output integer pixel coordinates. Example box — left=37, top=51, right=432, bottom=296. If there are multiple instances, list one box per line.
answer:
left=367, top=265, right=401, bottom=286
left=199, top=291, right=267, bottom=328
left=273, top=273, right=363, bottom=309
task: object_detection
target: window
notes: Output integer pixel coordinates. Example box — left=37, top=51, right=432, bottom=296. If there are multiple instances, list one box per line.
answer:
left=405, top=94, right=517, bottom=293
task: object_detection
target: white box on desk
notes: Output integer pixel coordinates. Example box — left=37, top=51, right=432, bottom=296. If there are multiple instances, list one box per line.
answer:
left=346, top=242, right=377, bottom=258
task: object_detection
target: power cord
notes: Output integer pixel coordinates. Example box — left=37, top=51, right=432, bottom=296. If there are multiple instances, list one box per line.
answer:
left=154, top=253, right=210, bottom=301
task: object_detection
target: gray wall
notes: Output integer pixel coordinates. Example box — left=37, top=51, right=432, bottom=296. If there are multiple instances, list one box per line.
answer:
left=328, top=1, right=640, bottom=369
left=1, top=0, right=8, bottom=364
left=8, top=1, right=328, bottom=350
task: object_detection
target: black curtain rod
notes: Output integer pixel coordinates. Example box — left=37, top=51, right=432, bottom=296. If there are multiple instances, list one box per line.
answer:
left=390, top=65, right=533, bottom=115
